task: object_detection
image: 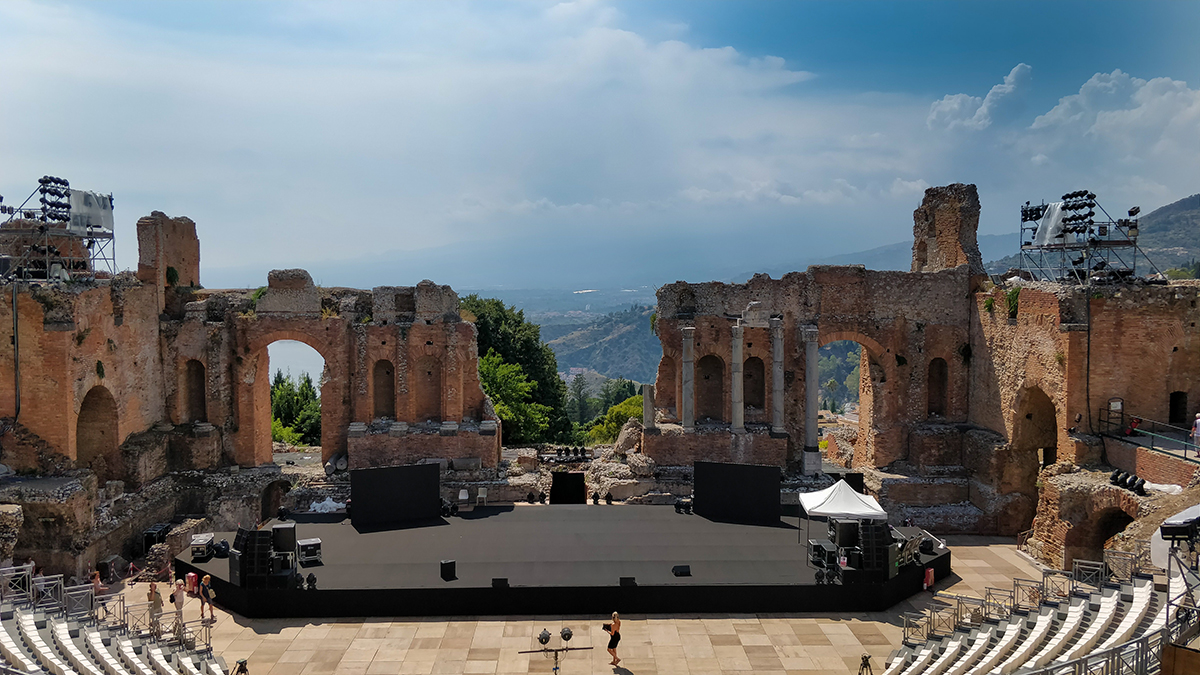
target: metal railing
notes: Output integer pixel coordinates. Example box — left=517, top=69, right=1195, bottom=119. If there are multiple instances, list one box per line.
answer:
left=903, top=545, right=1200, bottom=674
left=902, top=539, right=1161, bottom=645
left=1098, top=407, right=1200, bottom=462
left=0, top=564, right=212, bottom=655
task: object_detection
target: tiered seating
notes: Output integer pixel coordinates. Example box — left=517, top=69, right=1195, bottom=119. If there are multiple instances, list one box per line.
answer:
left=16, top=611, right=72, bottom=675
left=118, top=638, right=156, bottom=675
left=52, top=621, right=104, bottom=675
left=990, top=604, right=1055, bottom=674
left=1052, top=588, right=1121, bottom=664
left=85, top=629, right=133, bottom=675
left=0, top=617, right=41, bottom=672
left=889, top=563, right=1197, bottom=675
left=178, top=655, right=204, bottom=675
left=147, top=646, right=173, bottom=675
left=1027, top=595, right=1088, bottom=668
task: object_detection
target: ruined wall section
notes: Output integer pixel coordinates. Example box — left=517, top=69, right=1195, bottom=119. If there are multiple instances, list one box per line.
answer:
left=654, top=264, right=972, bottom=468
left=911, top=183, right=985, bottom=276
left=136, top=212, right=200, bottom=313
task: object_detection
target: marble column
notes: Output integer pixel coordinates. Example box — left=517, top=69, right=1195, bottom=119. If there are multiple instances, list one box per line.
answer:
left=731, top=323, right=745, bottom=433
left=681, top=327, right=695, bottom=430
left=801, top=324, right=821, bottom=475
left=642, top=383, right=656, bottom=433
left=770, top=318, right=786, bottom=435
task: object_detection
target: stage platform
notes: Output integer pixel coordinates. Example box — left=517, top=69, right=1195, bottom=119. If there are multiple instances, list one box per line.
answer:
left=175, top=505, right=951, bottom=618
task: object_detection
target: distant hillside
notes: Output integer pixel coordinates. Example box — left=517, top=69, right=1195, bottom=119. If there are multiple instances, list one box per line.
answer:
left=545, top=305, right=661, bottom=383
left=985, top=193, right=1200, bottom=274
left=736, top=232, right=1017, bottom=280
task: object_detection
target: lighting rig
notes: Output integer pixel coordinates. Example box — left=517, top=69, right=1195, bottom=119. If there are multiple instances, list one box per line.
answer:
left=1017, top=190, right=1159, bottom=285
left=0, top=176, right=116, bottom=280
left=518, top=627, right=592, bottom=675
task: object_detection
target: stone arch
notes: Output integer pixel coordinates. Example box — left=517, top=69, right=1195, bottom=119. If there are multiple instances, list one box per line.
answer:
left=239, top=328, right=342, bottom=467
left=261, top=478, right=292, bottom=522
left=184, top=359, right=207, bottom=423
left=816, top=329, right=899, bottom=467
left=1008, top=385, right=1057, bottom=533
left=1065, top=504, right=1137, bottom=567
left=373, top=359, right=396, bottom=419
left=696, top=354, right=724, bottom=422
left=744, top=356, right=765, bottom=409
left=928, top=357, right=948, bottom=418
left=414, top=355, right=443, bottom=422
left=77, top=385, right=120, bottom=482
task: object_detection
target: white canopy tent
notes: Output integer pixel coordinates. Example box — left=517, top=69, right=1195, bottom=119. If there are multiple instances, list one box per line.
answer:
left=798, top=479, right=887, bottom=520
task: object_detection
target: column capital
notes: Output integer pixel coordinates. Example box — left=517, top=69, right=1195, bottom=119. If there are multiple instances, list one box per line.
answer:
left=769, top=317, right=783, bottom=331
left=799, top=324, right=819, bottom=342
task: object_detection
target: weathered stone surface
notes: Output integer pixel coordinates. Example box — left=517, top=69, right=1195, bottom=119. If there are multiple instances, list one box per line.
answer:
left=613, top=419, right=642, bottom=456
left=0, top=504, right=23, bottom=562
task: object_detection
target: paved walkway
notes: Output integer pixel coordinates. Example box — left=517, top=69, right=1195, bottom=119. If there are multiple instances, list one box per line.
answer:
left=161, top=536, right=1041, bottom=675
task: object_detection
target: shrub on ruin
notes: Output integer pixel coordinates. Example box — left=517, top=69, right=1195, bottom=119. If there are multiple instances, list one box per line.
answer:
left=983, top=297, right=995, bottom=313
left=1005, top=288, right=1021, bottom=318
left=586, top=395, right=643, bottom=444
left=478, top=349, right=550, bottom=444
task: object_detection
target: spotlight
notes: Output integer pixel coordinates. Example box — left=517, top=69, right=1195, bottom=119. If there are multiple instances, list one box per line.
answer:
left=560, top=627, right=572, bottom=643
left=537, top=629, right=551, bottom=646
left=683, top=500, right=692, bottom=514
left=538, top=492, right=546, bottom=504
left=1110, top=470, right=1124, bottom=485
left=674, top=499, right=683, bottom=514
left=592, top=492, right=600, bottom=505
left=527, top=492, right=536, bottom=504
left=306, top=573, right=317, bottom=590
left=605, top=492, right=613, bottom=505
left=1128, top=206, right=1140, bottom=217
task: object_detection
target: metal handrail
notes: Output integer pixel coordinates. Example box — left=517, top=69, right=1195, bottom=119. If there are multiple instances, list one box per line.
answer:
left=1098, top=407, right=1200, bottom=462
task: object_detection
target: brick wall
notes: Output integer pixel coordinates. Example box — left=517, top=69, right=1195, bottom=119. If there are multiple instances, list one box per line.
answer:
left=1104, top=438, right=1200, bottom=487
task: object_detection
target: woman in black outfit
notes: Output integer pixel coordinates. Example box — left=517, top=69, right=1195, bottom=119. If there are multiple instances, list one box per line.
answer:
left=604, top=611, right=621, bottom=666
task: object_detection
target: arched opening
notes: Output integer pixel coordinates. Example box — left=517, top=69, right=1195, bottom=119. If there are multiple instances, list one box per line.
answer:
left=818, top=341, right=863, bottom=417
left=744, top=357, right=765, bottom=409
left=266, top=340, right=325, bottom=450
left=1169, top=391, right=1188, bottom=426
left=261, top=479, right=292, bottom=522
left=77, top=386, right=119, bottom=482
left=1009, top=386, right=1058, bottom=533
left=184, top=359, right=207, bottom=423
left=696, top=354, right=724, bottom=422
left=928, top=357, right=948, bottom=418
left=415, top=356, right=443, bottom=422
left=1066, top=506, right=1136, bottom=566
left=373, top=359, right=396, bottom=419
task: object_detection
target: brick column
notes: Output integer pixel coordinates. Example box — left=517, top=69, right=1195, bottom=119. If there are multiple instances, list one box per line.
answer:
left=770, top=317, right=786, bottom=436
left=801, top=324, right=821, bottom=475
left=681, top=327, right=695, bottom=431
left=731, top=323, right=745, bottom=433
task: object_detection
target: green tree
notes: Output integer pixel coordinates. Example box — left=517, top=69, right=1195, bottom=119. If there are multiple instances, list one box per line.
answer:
left=599, top=377, right=637, bottom=412
left=461, top=295, right=572, bottom=442
left=478, top=349, right=550, bottom=444
left=568, top=374, right=591, bottom=424
left=271, top=369, right=321, bottom=446
left=586, top=395, right=643, bottom=444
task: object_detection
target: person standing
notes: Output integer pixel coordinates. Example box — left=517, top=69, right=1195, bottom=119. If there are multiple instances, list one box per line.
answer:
left=171, top=580, right=186, bottom=633
left=198, top=575, right=216, bottom=623
left=604, top=611, right=621, bottom=667
left=1191, top=413, right=1199, bottom=448
left=147, top=582, right=164, bottom=635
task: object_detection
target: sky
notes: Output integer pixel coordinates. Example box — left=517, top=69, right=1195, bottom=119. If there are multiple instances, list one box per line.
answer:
left=1, top=0, right=1199, bottom=293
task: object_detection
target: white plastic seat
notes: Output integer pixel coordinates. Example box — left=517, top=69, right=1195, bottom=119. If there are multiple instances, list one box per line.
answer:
left=990, top=605, right=1054, bottom=674
left=119, top=638, right=156, bottom=675
left=476, top=488, right=488, bottom=506
left=53, top=620, right=104, bottom=675
left=924, top=633, right=966, bottom=675
left=0, top=618, right=40, bottom=672
left=457, top=489, right=469, bottom=504
left=899, top=642, right=938, bottom=675
left=944, top=625, right=996, bottom=675
left=965, top=616, right=1022, bottom=674
left=1054, top=589, right=1120, bottom=664
left=1094, top=579, right=1153, bottom=651
left=1029, top=596, right=1088, bottom=668
left=148, top=647, right=174, bottom=675
left=17, top=612, right=70, bottom=675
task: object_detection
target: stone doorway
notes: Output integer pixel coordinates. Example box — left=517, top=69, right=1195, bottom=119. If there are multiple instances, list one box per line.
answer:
left=696, top=354, right=724, bottom=422
left=1010, top=386, right=1057, bottom=532
left=77, top=385, right=119, bottom=482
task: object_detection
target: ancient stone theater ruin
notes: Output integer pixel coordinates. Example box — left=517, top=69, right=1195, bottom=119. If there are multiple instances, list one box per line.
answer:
left=0, top=183, right=1195, bottom=579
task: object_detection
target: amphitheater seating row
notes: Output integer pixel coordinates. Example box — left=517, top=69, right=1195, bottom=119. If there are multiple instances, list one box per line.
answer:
left=17, top=611, right=73, bottom=675
left=0, top=617, right=40, bottom=673
left=52, top=621, right=104, bottom=675
left=118, top=638, right=157, bottom=675
left=86, top=629, right=134, bottom=675
left=887, top=571, right=1183, bottom=675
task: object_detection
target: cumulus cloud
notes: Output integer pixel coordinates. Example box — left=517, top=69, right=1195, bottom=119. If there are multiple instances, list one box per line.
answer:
left=928, top=63, right=1031, bottom=130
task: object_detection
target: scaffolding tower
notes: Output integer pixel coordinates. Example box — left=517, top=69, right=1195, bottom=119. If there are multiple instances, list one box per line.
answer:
left=1017, top=190, right=1159, bottom=285
left=0, top=176, right=116, bottom=281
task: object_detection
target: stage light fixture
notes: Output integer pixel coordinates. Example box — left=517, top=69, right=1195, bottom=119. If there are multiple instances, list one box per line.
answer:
left=592, top=492, right=600, bottom=505
left=560, top=627, right=572, bottom=643
left=527, top=492, right=536, bottom=504
left=1128, top=206, right=1140, bottom=217
left=605, top=492, right=613, bottom=505
left=538, top=492, right=546, bottom=504
left=537, top=629, right=551, bottom=646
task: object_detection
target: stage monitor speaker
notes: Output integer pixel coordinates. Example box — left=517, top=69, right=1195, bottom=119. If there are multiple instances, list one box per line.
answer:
left=351, top=464, right=441, bottom=529
left=272, top=523, right=297, bottom=553
left=692, top=461, right=781, bottom=525
left=671, top=565, right=691, bottom=577
left=829, top=519, right=859, bottom=548
left=492, top=578, right=509, bottom=588
left=549, top=471, right=587, bottom=504
left=620, top=577, right=637, bottom=587
left=440, top=560, right=457, bottom=582
left=228, top=549, right=244, bottom=587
